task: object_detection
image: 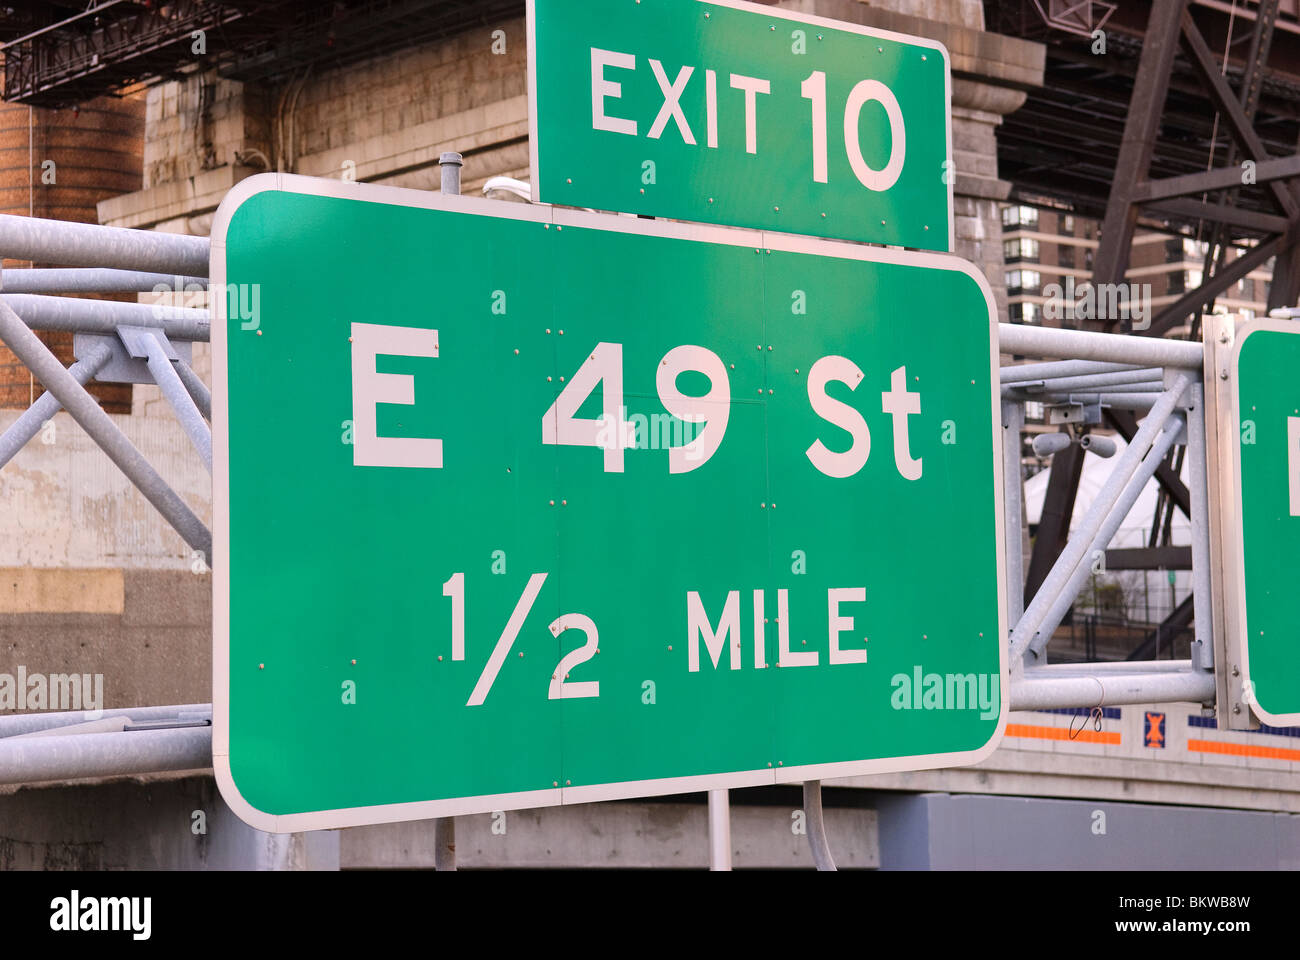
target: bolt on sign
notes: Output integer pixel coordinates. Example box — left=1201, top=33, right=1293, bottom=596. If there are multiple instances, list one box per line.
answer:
left=211, top=175, right=1004, bottom=831
left=1219, top=320, right=1300, bottom=726
left=527, top=0, right=953, bottom=252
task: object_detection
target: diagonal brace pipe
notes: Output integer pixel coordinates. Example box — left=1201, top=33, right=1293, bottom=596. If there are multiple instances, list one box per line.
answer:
left=0, top=300, right=211, bottom=558
left=118, top=326, right=211, bottom=473
left=174, top=360, right=211, bottom=422
left=0, top=341, right=112, bottom=470
left=1025, top=412, right=1186, bottom=661
left=1009, top=371, right=1192, bottom=664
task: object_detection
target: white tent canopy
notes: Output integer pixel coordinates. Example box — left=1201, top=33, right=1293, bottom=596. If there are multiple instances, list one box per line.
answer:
left=1023, top=434, right=1191, bottom=549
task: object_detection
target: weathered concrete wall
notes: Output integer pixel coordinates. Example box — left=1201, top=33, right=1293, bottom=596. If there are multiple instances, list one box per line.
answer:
left=0, top=776, right=874, bottom=870
left=143, top=77, right=272, bottom=191
left=0, top=408, right=211, bottom=711
left=0, top=568, right=210, bottom=710
left=0, top=409, right=208, bottom=570
left=5, top=767, right=1298, bottom=870
left=101, top=17, right=531, bottom=235
left=0, top=775, right=330, bottom=870
left=344, top=797, right=879, bottom=869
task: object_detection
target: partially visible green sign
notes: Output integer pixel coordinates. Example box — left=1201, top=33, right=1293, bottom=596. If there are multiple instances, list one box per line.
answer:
left=1230, top=322, right=1300, bottom=726
left=528, top=0, right=952, bottom=251
left=211, top=175, right=1002, bottom=833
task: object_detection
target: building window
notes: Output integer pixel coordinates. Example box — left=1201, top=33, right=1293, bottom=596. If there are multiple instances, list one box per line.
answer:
left=1002, top=204, right=1039, bottom=229
left=1059, top=215, right=1075, bottom=236
left=1005, top=270, right=1041, bottom=294
left=1084, top=247, right=1094, bottom=270
left=1168, top=272, right=1185, bottom=295
left=1010, top=302, right=1041, bottom=324
left=1058, top=244, right=1075, bottom=268
left=1004, top=237, right=1040, bottom=261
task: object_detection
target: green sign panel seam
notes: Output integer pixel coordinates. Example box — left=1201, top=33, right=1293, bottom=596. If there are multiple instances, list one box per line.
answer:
left=211, top=173, right=1004, bottom=833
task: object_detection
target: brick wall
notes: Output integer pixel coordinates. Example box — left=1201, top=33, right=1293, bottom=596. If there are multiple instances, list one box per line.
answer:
left=0, top=97, right=146, bottom=413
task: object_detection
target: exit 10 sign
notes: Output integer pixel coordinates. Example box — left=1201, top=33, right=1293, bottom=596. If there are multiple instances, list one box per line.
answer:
left=528, top=0, right=953, bottom=251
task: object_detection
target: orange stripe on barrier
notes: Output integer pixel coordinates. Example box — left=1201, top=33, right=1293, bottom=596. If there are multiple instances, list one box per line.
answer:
left=1005, top=723, right=1121, bottom=745
left=1187, top=738, right=1300, bottom=762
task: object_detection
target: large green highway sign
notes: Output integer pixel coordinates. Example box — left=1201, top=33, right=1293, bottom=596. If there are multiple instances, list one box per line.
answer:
left=212, top=176, right=1004, bottom=832
left=1225, top=321, right=1300, bottom=726
left=528, top=0, right=953, bottom=252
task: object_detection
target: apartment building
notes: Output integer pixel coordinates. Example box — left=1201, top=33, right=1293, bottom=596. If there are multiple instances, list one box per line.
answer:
left=1002, top=203, right=1273, bottom=330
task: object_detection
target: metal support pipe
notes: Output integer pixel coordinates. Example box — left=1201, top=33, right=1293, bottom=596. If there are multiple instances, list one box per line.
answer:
left=0, top=341, right=111, bottom=469
left=1186, top=383, right=1216, bottom=671
left=1000, top=359, right=1146, bottom=384
left=1026, top=659, right=1194, bottom=676
left=434, top=817, right=457, bottom=871
left=0, top=293, right=209, bottom=341
left=440, top=152, right=463, bottom=196
left=1079, top=434, right=1117, bottom=458
left=1025, top=413, right=1187, bottom=661
left=1032, top=392, right=1160, bottom=411
left=999, top=323, right=1204, bottom=369
left=127, top=328, right=212, bottom=472
left=803, top=780, right=836, bottom=871
left=708, top=789, right=732, bottom=871
left=1005, top=384, right=1164, bottom=400
left=175, top=359, right=212, bottom=421
left=1019, top=368, right=1165, bottom=392
left=0, top=268, right=206, bottom=294
left=0, top=213, right=209, bottom=276
left=0, top=702, right=211, bottom=739
left=0, top=726, right=212, bottom=785
left=1009, top=373, right=1192, bottom=664
left=0, top=300, right=212, bottom=558
left=1010, top=670, right=1216, bottom=711
left=1002, top=400, right=1026, bottom=626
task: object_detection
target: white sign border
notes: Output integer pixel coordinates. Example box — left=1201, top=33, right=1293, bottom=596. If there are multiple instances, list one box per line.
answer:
left=526, top=0, right=956, bottom=254
left=210, top=171, right=1004, bottom=834
left=1224, top=318, right=1300, bottom=727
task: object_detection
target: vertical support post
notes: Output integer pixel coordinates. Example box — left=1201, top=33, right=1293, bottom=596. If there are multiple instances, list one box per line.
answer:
left=1002, top=400, right=1026, bottom=627
left=803, top=780, right=836, bottom=871
left=439, top=152, right=463, bottom=196
left=707, top=789, right=732, bottom=871
left=1186, top=382, right=1215, bottom=671
left=1203, top=314, right=1256, bottom=727
left=434, top=817, right=456, bottom=871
